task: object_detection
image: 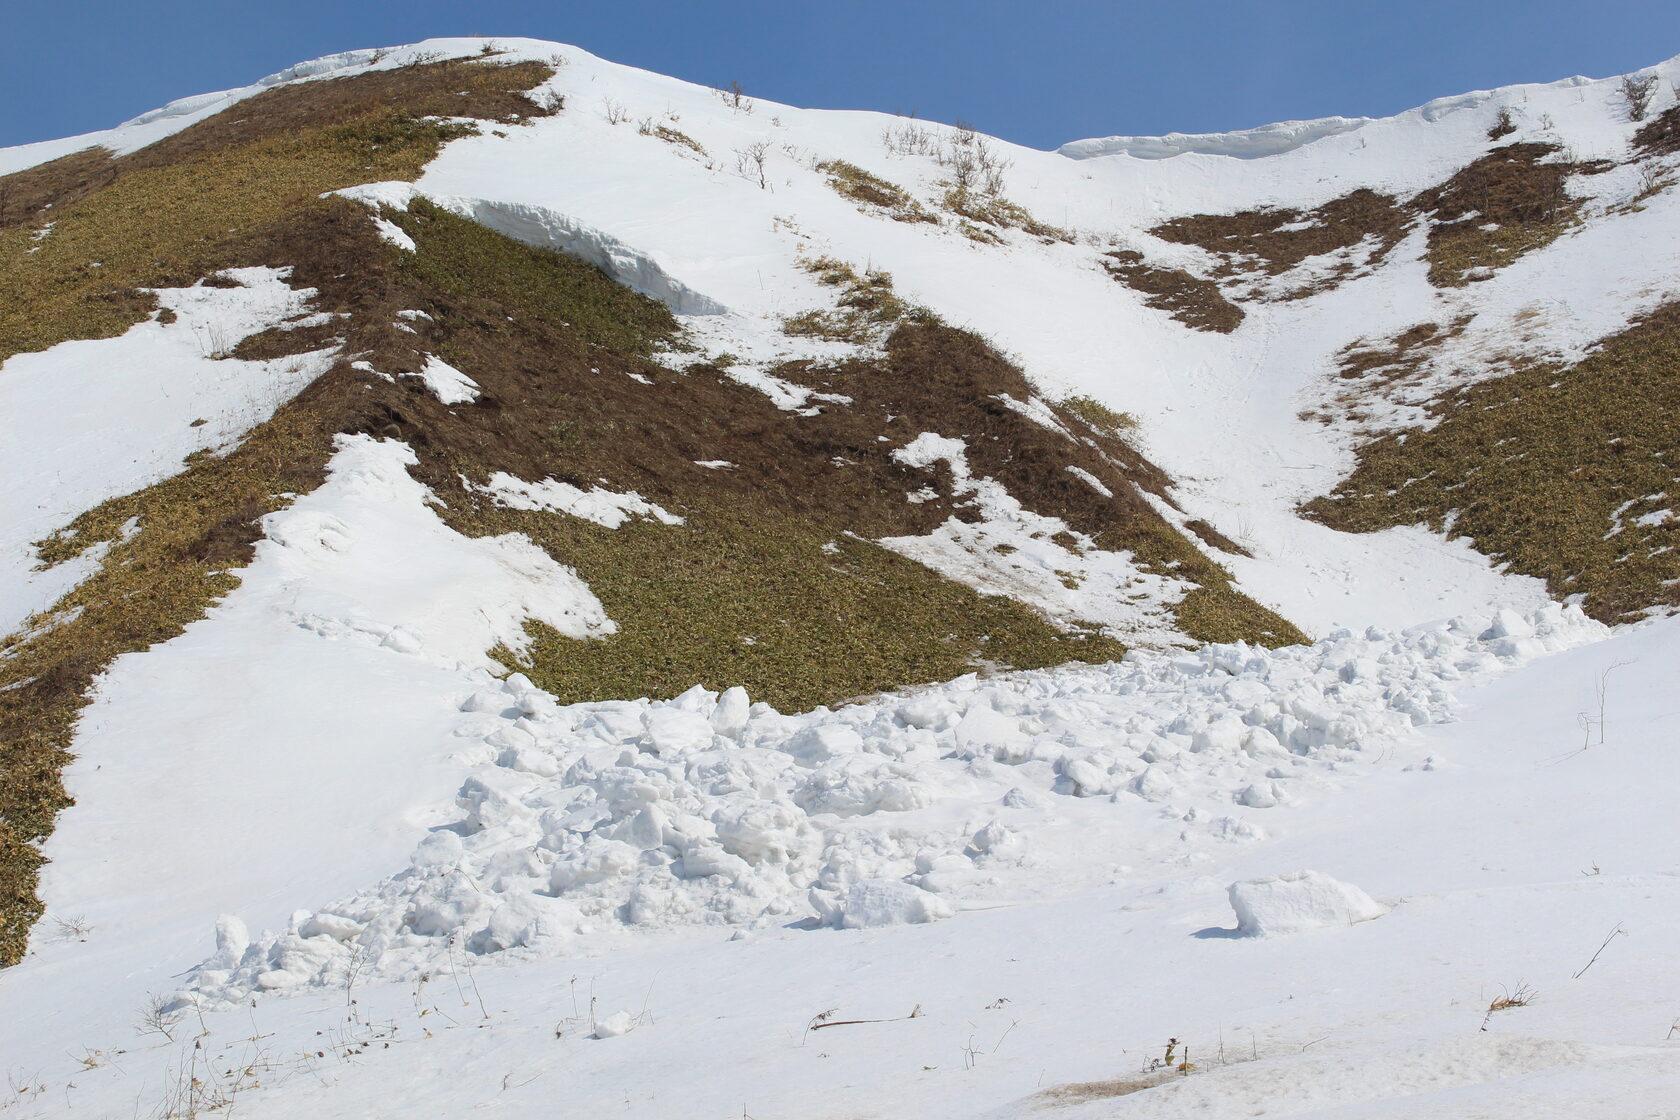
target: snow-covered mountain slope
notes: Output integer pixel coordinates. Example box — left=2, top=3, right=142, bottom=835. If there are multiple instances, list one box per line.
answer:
left=3, top=35, right=1680, bottom=1120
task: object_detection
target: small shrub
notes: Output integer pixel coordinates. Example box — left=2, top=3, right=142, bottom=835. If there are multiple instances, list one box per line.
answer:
left=735, top=141, right=772, bottom=189
left=601, top=97, right=630, bottom=125
left=717, top=80, right=754, bottom=113
left=1487, top=107, right=1516, bottom=140
left=529, top=88, right=565, bottom=115
left=1620, top=73, right=1659, bottom=122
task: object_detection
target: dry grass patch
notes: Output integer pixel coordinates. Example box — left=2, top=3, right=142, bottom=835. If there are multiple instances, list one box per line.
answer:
left=0, top=58, right=553, bottom=364
left=1305, top=302, right=1680, bottom=623
left=1633, top=102, right=1680, bottom=156
left=1413, top=142, right=1578, bottom=288
left=943, top=187, right=1072, bottom=243
left=1150, top=188, right=1409, bottom=299
left=651, top=124, right=706, bottom=157
left=818, top=159, right=937, bottom=224
left=1102, top=250, right=1244, bottom=333
left=781, top=255, right=925, bottom=343
left=1059, top=394, right=1138, bottom=437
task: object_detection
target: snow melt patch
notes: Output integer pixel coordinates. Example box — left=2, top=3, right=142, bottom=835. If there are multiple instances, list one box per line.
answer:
left=260, top=436, right=615, bottom=668
left=0, top=267, right=336, bottom=636
left=470, top=472, right=683, bottom=528
left=177, top=602, right=1601, bottom=1007
left=880, top=433, right=1192, bottom=644
left=408, top=354, right=479, bottom=405
left=1227, top=870, right=1388, bottom=936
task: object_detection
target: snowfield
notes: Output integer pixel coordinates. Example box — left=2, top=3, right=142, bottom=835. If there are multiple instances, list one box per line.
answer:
left=3, top=34, right=1680, bottom=1120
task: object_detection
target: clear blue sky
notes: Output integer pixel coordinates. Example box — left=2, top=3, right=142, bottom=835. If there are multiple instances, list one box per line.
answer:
left=5, top=1, right=1680, bottom=151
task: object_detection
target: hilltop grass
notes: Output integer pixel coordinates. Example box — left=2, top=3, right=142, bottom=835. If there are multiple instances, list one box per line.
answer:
left=1305, top=302, right=1680, bottom=623
left=0, top=58, right=552, bottom=364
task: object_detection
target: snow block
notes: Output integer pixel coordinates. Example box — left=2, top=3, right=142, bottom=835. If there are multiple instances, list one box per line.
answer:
left=824, top=880, right=953, bottom=929
left=1227, top=870, right=1387, bottom=936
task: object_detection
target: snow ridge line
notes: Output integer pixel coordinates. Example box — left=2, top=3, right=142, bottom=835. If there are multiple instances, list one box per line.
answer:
left=179, top=602, right=1604, bottom=1009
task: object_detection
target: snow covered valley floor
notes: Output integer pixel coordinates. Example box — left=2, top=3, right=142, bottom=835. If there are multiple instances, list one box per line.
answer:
left=4, top=603, right=1678, bottom=1118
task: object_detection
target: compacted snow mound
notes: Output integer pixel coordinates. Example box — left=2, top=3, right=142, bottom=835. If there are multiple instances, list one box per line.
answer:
left=1228, top=870, right=1388, bottom=936
left=177, top=603, right=1602, bottom=1009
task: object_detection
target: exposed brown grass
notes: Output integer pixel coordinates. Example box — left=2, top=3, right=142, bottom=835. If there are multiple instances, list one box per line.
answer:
left=818, top=159, right=937, bottom=224
left=943, top=187, right=1073, bottom=243
left=1413, top=142, right=1578, bottom=287
left=0, top=58, right=554, bottom=364
left=1633, top=103, right=1680, bottom=156
left=1059, top=394, right=1138, bottom=437
left=1299, top=314, right=1476, bottom=430
left=1102, top=250, right=1244, bottom=333
left=1305, top=302, right=1680, bottom=623
left=1150, top=188, right=1409, bottom=299
left=1033, top=1071, right=1178, bottom=1105
left=781, top=255, right=921, bottom=343
left=651, top=125, right=707, bottom=157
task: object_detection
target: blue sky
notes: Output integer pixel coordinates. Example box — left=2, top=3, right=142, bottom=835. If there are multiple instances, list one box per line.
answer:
left=5, top=1, right=1680, bottom=151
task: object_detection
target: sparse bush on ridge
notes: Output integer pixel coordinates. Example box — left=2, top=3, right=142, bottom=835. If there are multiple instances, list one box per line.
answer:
left=1620, top=73, right=1659, bottom=122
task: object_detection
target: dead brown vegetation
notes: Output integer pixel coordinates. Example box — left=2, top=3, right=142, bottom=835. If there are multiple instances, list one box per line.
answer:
left=1102, top=250, right=1245, bottom=333
left=1633, top=103, right=1680, bottom=156
left=818, top=159, right=937, bottom=224
left=1150, top=188, right=1409, bottom=299
left=1412, top=142, right=1578, bottom=287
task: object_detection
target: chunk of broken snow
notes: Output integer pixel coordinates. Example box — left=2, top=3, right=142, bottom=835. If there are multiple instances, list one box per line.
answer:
left=371, top=216, right=416, bottom=253
left=818, top=879, right=953, bottom=929
left=593, top=1011, right=638, bottom=1039
left=1227, top=870, right=1387, bottom=936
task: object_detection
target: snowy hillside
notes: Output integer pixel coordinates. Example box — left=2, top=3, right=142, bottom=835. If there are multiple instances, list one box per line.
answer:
left=2, top=36, right=1679, bottom=1119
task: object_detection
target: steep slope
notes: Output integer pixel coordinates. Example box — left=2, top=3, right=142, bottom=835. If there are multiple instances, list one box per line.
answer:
left=0, top=41, right=1292, bottom=964
left=2, top=36, right=1679, bottom=1120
